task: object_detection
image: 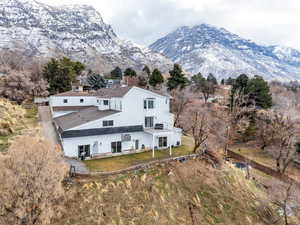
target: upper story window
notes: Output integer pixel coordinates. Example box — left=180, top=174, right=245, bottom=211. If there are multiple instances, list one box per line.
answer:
left=144, top=98, right=155, bottom=109
left=103, top=120, right=114, bottom=127
left=145, top=116, right=154, bottom=128
left=103, top=100, right=109, bottom=106
left=63, top=99, right=68, bottom=104
left=80, top=99, right=84, bottom=103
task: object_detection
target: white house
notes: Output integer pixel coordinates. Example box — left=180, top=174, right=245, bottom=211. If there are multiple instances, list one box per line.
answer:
left=50, top=86, right=182, bottom=159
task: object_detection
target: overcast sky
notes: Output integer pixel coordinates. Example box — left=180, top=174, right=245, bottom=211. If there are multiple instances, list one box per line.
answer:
left=40, top=0, right=300, bottom=49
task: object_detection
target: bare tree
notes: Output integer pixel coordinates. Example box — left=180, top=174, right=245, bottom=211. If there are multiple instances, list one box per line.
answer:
left=0, top=135, right=68, bottom=225
left=255, top=112, right=278, bottom=150
left=263, top=113, right=297, bottom=174
left=0, top=49, right=26, bottom=70
left=180, top=103, right=210, bottom=153
left=0, top=69, right=34, bottom=103
left=268, top=181, right=299, bottom=225
left=171, top=88, right=192, bottom=127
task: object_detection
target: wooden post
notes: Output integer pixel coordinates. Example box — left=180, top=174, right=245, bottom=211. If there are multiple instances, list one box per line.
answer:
left=169, top=133, right=172, bottom=156
left=152, top=135, right=155, bottom=158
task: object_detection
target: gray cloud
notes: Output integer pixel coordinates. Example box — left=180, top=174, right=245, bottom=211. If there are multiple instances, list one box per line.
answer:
left=41, top=0, right=300, bottom=49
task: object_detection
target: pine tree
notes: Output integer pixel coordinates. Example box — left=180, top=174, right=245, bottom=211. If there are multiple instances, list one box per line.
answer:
left=142, top=65, right=151, bottom=77
left=43, top=57, right=85, bottom=94
left=149, top=68, right=164, bottom=88
left=167, top=64, right=189, bottom=91
left=245, top=75, right=272, bottom=109
left=191, top=73, right=216, bottom=103
left=124, top=68, right=137, bottom=77
left=221, top=79, right=225, bottom=85
left=233, top=74, right=249, bottom=91
left=87, top=73, right=106, bottom=90
left=207, top=73, right=218, bottom=85
left=110, top=67, right=122, bottom=79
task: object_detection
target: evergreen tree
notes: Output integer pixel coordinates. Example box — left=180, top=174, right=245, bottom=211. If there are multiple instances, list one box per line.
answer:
left=229, top=74, right=272, bottom=110
left=87, top=73, right=106, bottom=90
left=191, top=72, right=216, bottom=103
left=221, top=79, right=225, bottom=85
left=110, top=67, right=122, bottom=79
left=142, top=65, right=151, bottom=77
left=245, top=75, right=272, bottom=109
left=43, top=57, right=85, bottom=94
left=207, top=73, right=218, bottom=85
left=167, top=64, right=189, bottom=91
left=233, top=74, right=249, bottom=91
left=124, top=68, right=137, bottom=77
left=149, top=68, right=164, bottom=88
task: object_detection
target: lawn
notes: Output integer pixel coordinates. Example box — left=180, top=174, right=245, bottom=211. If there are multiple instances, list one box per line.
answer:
left=84, top=136, right=194, bottom=172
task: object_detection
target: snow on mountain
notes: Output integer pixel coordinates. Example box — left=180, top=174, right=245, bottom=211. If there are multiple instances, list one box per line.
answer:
left=0, top=0, right=173, bottom=72
left=149, top=24, right=300, bottom=81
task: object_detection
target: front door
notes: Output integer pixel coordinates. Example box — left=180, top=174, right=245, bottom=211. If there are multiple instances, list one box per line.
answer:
left=135, top=140, right=139, bottom=150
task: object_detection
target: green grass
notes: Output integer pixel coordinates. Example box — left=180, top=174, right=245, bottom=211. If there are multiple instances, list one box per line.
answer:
left=84, top=136, right=194, bottom=172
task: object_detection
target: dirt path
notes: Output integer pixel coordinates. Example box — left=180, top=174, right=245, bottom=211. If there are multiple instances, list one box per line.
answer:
left=38, top=106, right=59, bottom=146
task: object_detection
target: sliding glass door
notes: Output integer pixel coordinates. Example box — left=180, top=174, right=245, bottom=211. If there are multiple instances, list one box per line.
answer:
left=111, top=141, right=122, bottom=153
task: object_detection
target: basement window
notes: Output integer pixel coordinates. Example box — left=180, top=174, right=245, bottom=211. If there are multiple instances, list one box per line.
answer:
left=63, top=99, right=68, bottom=103
left=80, top=99, right=84, bottom=103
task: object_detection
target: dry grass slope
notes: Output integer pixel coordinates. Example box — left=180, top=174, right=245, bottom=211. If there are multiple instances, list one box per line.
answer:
left=56, top=160, right=279, bottom=225
left=0, top=98, right=38, bottom=151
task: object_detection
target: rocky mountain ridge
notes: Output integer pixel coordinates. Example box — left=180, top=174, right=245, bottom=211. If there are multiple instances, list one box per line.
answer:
left=0, top=0, right=173, bottom=72
left=150, top=24, right=300, bottom=81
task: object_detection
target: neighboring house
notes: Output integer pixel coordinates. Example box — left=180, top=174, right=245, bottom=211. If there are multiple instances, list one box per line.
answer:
left=50, top=86, right=182, bottom=159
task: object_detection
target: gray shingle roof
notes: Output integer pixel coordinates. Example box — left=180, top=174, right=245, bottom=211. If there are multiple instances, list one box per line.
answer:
left=54, top=107, right=120, bottom=131
left=53, top=86, right=170, bottom=98
left=96, top=86, right=132, bottom=98
left=61, top=125, right=144, bottom=138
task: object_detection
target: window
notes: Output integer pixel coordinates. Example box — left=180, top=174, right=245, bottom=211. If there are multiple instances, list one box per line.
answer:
left=63, top=99, right=68, bottom=103
left=111, top=141, right=122, bottom=153
left=148, top=99, right=154, bottom=109
left=158, top=137, right=168, bottom=148
left=103, top=120, right=114, bottom=127
left=80, top=99, right=84, bottom=103
left=145, top=117, right=154, bottom=128
left=144, top=98, right=155, bottom=109
left=103, top=100, right=109, bottom=106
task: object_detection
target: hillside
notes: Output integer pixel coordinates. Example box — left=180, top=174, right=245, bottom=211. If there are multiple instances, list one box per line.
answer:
left=55, top=160, right=280, bottom=225
left=0, top=98, right=37, bottom=151
left=0, top=0, right=173, bottom=72
left=150, top=24, right=300, bottom=81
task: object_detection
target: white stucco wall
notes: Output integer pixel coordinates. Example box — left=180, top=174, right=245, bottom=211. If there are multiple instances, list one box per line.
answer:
left=50, top=96, right=97, bottom=107
left=50, top=87, right=182, bottom=158
left=62, top=130, right=181, bottom=158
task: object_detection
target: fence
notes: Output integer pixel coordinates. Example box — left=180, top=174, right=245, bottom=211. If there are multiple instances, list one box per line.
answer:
left=227, top=149, right=300, bottom=186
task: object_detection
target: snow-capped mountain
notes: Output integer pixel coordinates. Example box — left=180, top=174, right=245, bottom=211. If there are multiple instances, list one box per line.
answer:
left=0, top=0, right=173, bottom=72
left=150, top=24, right=300, bottom=81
